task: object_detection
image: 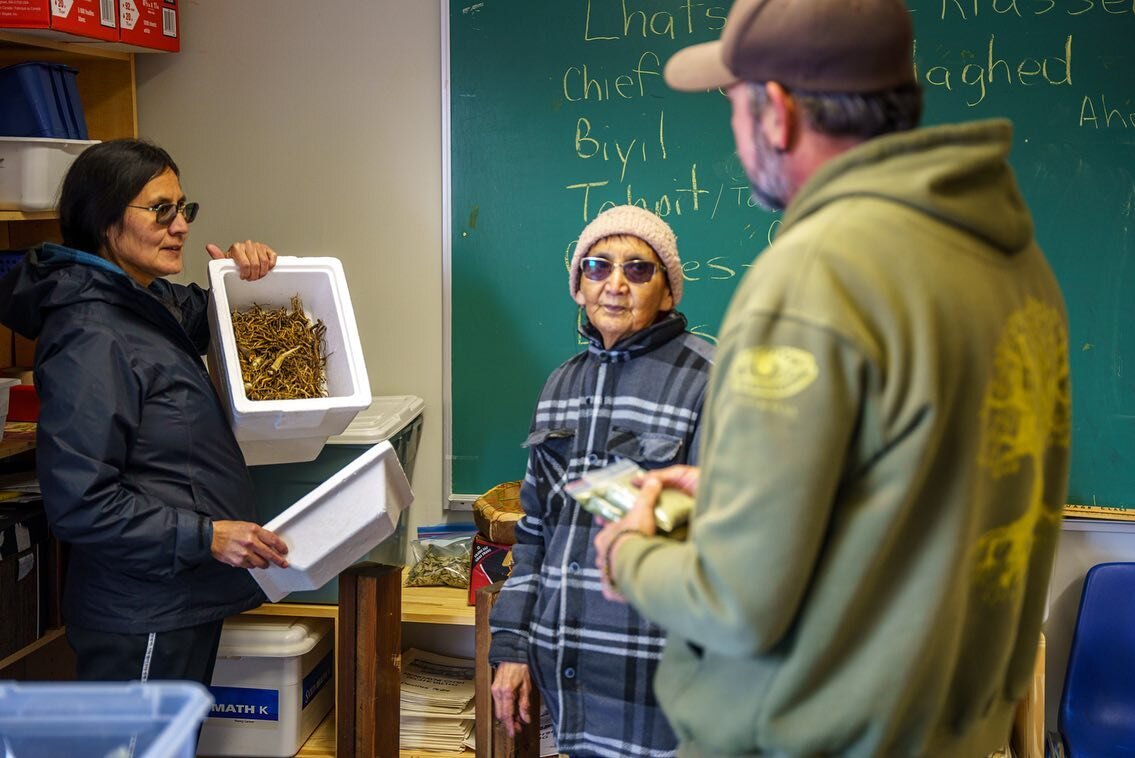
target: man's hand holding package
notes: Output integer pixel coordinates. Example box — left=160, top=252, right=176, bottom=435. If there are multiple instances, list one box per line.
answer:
left=594, top=464, right=700, bottom=602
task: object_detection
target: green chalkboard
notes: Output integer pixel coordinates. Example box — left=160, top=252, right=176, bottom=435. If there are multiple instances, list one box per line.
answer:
left=447, top=0, right=1135, bottom=506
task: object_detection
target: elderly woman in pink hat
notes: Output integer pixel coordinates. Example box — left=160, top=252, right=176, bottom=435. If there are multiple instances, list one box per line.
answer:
left=487, top=205, right=714, bottom=757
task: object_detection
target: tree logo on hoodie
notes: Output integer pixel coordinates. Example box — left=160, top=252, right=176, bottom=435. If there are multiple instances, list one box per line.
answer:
left=973, top=297, right=1070, bottom=603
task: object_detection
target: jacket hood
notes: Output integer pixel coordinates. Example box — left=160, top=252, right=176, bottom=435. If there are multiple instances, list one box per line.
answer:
left=781, top=119, right=1033, bottom=255
left=0, top=243, right=170, bottom=340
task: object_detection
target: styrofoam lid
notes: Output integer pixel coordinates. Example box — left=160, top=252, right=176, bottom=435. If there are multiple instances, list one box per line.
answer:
left=327, top=394, right=424, bottom=445
left=216, top=616, right=332, bottom=658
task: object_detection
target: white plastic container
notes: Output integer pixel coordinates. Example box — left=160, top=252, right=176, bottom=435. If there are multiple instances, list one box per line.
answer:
left=250, top=439, right=413, bottom=603
left=0, top=377, right=18, bottom=442
left=198, top=616, right=334, bottom=757
left=0, top=137, right=99, bottom=211
left=207, top=256, right=371, bottom=465
left=249, top=394, right=425, bottom=603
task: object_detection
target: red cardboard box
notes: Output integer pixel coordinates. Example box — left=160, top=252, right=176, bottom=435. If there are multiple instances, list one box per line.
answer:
left=468, top=534, right=512, bottom=606
left=0, top=0, right=118, bottom=43
left=117, top=0, right=178, bottom=52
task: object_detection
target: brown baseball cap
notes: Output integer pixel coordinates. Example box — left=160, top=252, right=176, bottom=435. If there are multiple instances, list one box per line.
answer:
left=664, top=0, right=916, bottom=93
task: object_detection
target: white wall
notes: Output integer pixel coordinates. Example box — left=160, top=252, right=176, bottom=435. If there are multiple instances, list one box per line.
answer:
left=133, top=0, right=448, bottom=538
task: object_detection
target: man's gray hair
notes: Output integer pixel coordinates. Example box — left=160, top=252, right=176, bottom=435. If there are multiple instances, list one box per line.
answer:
left=748, top=82, right=923, bottom=139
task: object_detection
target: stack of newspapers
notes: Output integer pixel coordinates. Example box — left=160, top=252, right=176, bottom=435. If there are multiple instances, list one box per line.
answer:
left=399, top=648, right=476, bottom=753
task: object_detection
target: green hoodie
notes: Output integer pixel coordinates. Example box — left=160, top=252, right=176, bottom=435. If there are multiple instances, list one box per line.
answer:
left=615, top=120, right=1070, bottom=757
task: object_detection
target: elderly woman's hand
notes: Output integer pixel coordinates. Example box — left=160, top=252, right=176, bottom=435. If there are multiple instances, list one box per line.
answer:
left=491, top=662, right=534, bottom=737
left=207, top=240, right=278, bottom=281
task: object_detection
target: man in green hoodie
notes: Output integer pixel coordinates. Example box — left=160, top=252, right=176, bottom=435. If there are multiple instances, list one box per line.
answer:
left=593, top=0, right=1071, bottom=755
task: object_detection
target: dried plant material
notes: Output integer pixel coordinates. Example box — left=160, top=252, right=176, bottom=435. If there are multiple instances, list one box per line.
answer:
left=405, top=539, right=472, bottom=589
left=232, top=295, right=328, bottom=401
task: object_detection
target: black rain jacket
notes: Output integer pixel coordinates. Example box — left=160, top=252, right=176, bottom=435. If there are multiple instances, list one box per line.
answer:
left=0, top=243, right=264, bottom=633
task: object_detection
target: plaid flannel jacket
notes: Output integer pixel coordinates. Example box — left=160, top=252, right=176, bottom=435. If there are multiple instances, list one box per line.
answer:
left=489, top=312, right=713, bottom=757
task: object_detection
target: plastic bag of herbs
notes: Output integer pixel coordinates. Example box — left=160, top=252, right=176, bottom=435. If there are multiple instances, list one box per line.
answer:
left=404, top=535, right=473, bottom=589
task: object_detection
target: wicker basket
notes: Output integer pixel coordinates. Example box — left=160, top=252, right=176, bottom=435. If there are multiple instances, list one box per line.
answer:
left=472, top=480, right=523, bottom=546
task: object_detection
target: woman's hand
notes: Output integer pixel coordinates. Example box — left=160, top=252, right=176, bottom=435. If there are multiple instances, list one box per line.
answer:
left=491, top=662, right=535, bottom=738
left=211, top=520, right=289, bottom=569
left=207, top=240, right=278, bottom=281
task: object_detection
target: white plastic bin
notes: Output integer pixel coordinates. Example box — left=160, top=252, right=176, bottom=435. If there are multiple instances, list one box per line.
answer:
left=198, top=616, right=334, bottom=757
left=0, top=137, right=99, bottom=211
left=206, top=256, right=371, bottom=465
left=0, top=681, right=212, bottom=758
left=250, top=438, right=413, bottom=603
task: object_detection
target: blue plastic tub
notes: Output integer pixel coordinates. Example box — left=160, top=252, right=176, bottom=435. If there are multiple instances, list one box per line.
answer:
left=0, top=62, right=89, bottom=139
left=0, top=681, right=213, bottom=758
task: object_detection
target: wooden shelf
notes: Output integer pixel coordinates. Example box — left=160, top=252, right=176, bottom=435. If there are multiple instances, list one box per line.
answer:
left=247, top=576, right=475, bottom=626
left=244, top=601, right=338, bottom=620
left=0, top=422, right=36, bottom=460
left=402, top=574, right=475, bottom=626
left=0, top=210, right=57, bottom=222
left=0, top=29, right=131, bottom=60
left=0, top=33, right=136, bottom=145
left=294, top=709, right=474, bottom=757
left=0, top=627, right=65, bottom=672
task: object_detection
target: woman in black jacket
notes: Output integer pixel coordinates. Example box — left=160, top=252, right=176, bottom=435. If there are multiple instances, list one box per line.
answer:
left=0, top=139, right=289, bottom=685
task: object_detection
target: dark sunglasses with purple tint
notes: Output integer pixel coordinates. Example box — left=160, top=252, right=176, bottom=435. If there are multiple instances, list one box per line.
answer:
left=580, top=256, right=660, bottom=284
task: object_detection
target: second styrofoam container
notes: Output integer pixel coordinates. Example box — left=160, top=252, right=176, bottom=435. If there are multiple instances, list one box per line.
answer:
left=249, top=395, right=424, bottom=603
left=0, top=137, right=99, bottom=211
left=250, top=439, right=413, bottom=603
left=207, top=256, right=371, bottom=465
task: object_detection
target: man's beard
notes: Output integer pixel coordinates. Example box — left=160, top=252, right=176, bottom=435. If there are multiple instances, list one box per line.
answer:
left=749, top=127, right=791, bottom=212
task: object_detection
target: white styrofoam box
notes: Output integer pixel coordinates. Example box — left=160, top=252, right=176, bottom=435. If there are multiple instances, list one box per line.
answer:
left=0, top=377, right=17, bottom=442
left=250, top=439, right=413, bottom=602
left=0, top=137, right=99, bottom=211
left=198, top=616, right=334, bottom=757
left=327, top=394, right=424, bottom=446
left=206, top=256, right=371, bottom=465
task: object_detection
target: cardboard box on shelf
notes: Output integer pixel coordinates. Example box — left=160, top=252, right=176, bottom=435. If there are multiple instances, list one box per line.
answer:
left=0, top=0, right=118, bottom=42
left=117, top=0, right=178, bottom=52
left=467, top=534, right=512, bottom=605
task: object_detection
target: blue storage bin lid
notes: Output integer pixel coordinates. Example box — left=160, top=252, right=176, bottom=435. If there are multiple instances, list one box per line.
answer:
left=328, top=394, right=423, bottom=445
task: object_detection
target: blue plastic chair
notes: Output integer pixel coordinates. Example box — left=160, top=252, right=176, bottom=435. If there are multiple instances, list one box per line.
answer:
left=1059, top=562, right=1135, bottom=757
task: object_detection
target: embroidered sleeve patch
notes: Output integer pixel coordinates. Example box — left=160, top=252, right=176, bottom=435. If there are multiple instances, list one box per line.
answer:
left=730, top=346, right=819, bottom=400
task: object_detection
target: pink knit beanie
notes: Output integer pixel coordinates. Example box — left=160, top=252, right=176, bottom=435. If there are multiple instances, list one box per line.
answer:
left=569, top=205, right=683, bottom=306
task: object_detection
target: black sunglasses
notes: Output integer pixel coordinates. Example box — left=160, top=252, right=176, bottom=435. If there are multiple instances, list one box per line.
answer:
left=126, top=200, right=200, bottom=226
left=580, top=256, right=660, bottom=285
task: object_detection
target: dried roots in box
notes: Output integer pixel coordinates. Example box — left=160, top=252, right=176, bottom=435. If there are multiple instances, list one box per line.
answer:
left=232, top=295, right=328, bottom=401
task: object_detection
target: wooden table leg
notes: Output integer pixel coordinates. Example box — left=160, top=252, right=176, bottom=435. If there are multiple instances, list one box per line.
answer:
left=475, top=581, right=541, bottom=757
left=338, top=563, right=402, bottom=758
